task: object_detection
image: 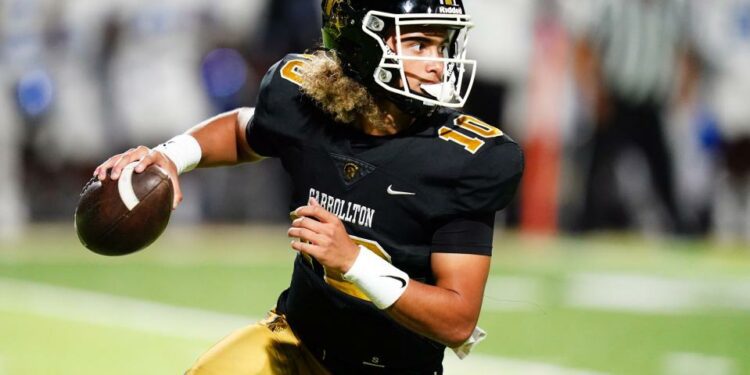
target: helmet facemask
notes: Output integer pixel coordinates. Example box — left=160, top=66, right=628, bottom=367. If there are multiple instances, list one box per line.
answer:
left=362, top=11, right=477, bottom=110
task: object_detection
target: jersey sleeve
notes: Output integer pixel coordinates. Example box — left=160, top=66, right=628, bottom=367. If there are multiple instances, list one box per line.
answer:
left=454, top=140, right=524, bottom=214
left=431, top=213, right=495, bottom=255
left=429, top=136, right=523, bottom=256
left=245, top=54, right=311, bottom=158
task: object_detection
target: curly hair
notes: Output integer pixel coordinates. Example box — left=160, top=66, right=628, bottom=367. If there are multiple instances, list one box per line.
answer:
left=298, top=51, right=388, bottom=130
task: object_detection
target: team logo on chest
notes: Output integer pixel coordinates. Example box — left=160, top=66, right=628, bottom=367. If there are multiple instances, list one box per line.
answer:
left=330, top=153, right=375, bottom=186
left=343, top=163, right=360, bottom=183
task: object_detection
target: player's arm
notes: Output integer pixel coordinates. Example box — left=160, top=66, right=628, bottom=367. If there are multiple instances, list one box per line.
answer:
left=289, top=201, right=490, bottom=348
left=93, top=108, right=261, bottom=208
left=183, top=107, right=263, bottom=167
left=386, top=213, right=495, bottom=348
left=385, top=253, right=489, bottom=348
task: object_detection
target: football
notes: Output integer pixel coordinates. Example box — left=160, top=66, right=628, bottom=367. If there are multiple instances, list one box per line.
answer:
left=74, top=163, right=174, bottom=256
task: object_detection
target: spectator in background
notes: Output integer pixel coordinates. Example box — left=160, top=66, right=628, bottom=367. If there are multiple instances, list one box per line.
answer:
left=462, top=0, right=536, bottom=228
left=0, top=0, right=55, bottom=237
left=0, top=71, right=26, bottom=240
left=198, top=0, right=320, bottom=223
left=571, top=0, right=689, bottom=234
left=463, top=0, right=535, bottom=137
left=689, top=0, right=750, bottom=244
left=252, top=0, right=321, bottom=70
left=107, top=0, right=214, bottom=148
left=8, top=0, right=121, bottom=221
left=105, top=0, right=217, bottom=222
left=34, top=0, right=114, bottom=167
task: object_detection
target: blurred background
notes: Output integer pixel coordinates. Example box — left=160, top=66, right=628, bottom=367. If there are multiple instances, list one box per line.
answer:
left=0, top=0, right=749, bottom=374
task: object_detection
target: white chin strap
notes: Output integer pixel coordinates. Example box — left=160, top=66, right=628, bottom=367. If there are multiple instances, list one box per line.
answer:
left=420, top=82, right=457, bottom=103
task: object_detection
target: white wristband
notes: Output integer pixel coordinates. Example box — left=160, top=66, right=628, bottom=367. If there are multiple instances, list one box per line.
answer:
left=153, top=134, right=202, bottom=175
left=343, top=245, right=409, bottom=309
left=237, top=107, right=255, bottom=127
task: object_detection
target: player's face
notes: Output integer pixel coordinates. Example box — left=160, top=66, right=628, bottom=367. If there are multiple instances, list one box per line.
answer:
left=386, top=26, right=451, bottom=96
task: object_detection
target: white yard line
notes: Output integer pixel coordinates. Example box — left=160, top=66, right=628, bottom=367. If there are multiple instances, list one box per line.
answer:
left=443, top=355, right=606, bottom=375
left=662, top=352, right=737, bottom=375
left=484, top=274, right=750, bottom=314
left=0, top=277, right=253, bottom=341
left=0, top=277, right=606, bottom=375
left=565, top=273, right=750, bottom=314
left=483, top=276, right=545, bottom=311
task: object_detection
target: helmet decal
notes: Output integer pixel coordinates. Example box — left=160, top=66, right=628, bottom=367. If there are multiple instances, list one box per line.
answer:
left=324, top=0, right=339, bottom=15
left=325, top=0, right=353, bottom=38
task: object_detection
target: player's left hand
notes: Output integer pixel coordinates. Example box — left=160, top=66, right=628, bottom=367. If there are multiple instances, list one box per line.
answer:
left=288, top=198, right=360, bottom=274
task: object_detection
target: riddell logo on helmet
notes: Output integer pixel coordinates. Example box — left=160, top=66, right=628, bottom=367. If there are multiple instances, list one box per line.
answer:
left=438, top=6, right=463, bottom=14
left=438, top=0, right=463, bottom=14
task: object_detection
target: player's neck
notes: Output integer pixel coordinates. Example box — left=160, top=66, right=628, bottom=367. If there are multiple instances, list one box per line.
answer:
left=360, top=99, right=414, bottom=136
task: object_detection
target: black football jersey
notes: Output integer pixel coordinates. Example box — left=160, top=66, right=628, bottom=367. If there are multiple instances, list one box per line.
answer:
left=246, top=54, right=524, bottom=374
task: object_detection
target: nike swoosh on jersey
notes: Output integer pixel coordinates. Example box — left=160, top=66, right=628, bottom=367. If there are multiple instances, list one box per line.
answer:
left=386, top=185, right=416, bottom=196
left=381, top=275, right=407, bottom=288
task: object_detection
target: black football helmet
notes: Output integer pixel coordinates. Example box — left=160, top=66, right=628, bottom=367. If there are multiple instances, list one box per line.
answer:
left=321, top=0, right=477, bottom=116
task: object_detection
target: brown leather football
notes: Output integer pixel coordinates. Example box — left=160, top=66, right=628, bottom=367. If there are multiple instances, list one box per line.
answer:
left=74, top=163, right=174, bottom=256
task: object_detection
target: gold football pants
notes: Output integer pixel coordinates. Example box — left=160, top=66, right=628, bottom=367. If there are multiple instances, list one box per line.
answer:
left=185, top=311, right=330, bottom=375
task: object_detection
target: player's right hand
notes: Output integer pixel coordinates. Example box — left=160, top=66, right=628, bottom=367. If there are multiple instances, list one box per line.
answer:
left=93, top=146, right=184, bottom=209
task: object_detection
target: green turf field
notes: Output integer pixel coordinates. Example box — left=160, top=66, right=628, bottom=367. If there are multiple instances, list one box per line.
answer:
left=1, top=225, right=748, bottom=374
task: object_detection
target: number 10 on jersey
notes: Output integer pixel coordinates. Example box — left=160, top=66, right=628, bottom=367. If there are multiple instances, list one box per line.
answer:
left=439, top=115, right=503, bottom=154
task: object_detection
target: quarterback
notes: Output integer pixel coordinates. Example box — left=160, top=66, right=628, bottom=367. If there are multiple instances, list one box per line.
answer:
left=94, top=0, right=523, bottom=374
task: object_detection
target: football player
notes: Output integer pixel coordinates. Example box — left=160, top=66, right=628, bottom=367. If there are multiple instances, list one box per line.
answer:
left=94, top=0, right=524, bottom=374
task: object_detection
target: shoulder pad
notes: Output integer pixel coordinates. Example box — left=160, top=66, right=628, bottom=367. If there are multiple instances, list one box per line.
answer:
left=434, top=110, right=514, bottom=156
left=258, top=54, right=313, bottom=100
left=454, top=139, right=524, bottom=213
left=434, top=110, right=522, bottom=213
left=248, top=54, right=317, bottom=157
